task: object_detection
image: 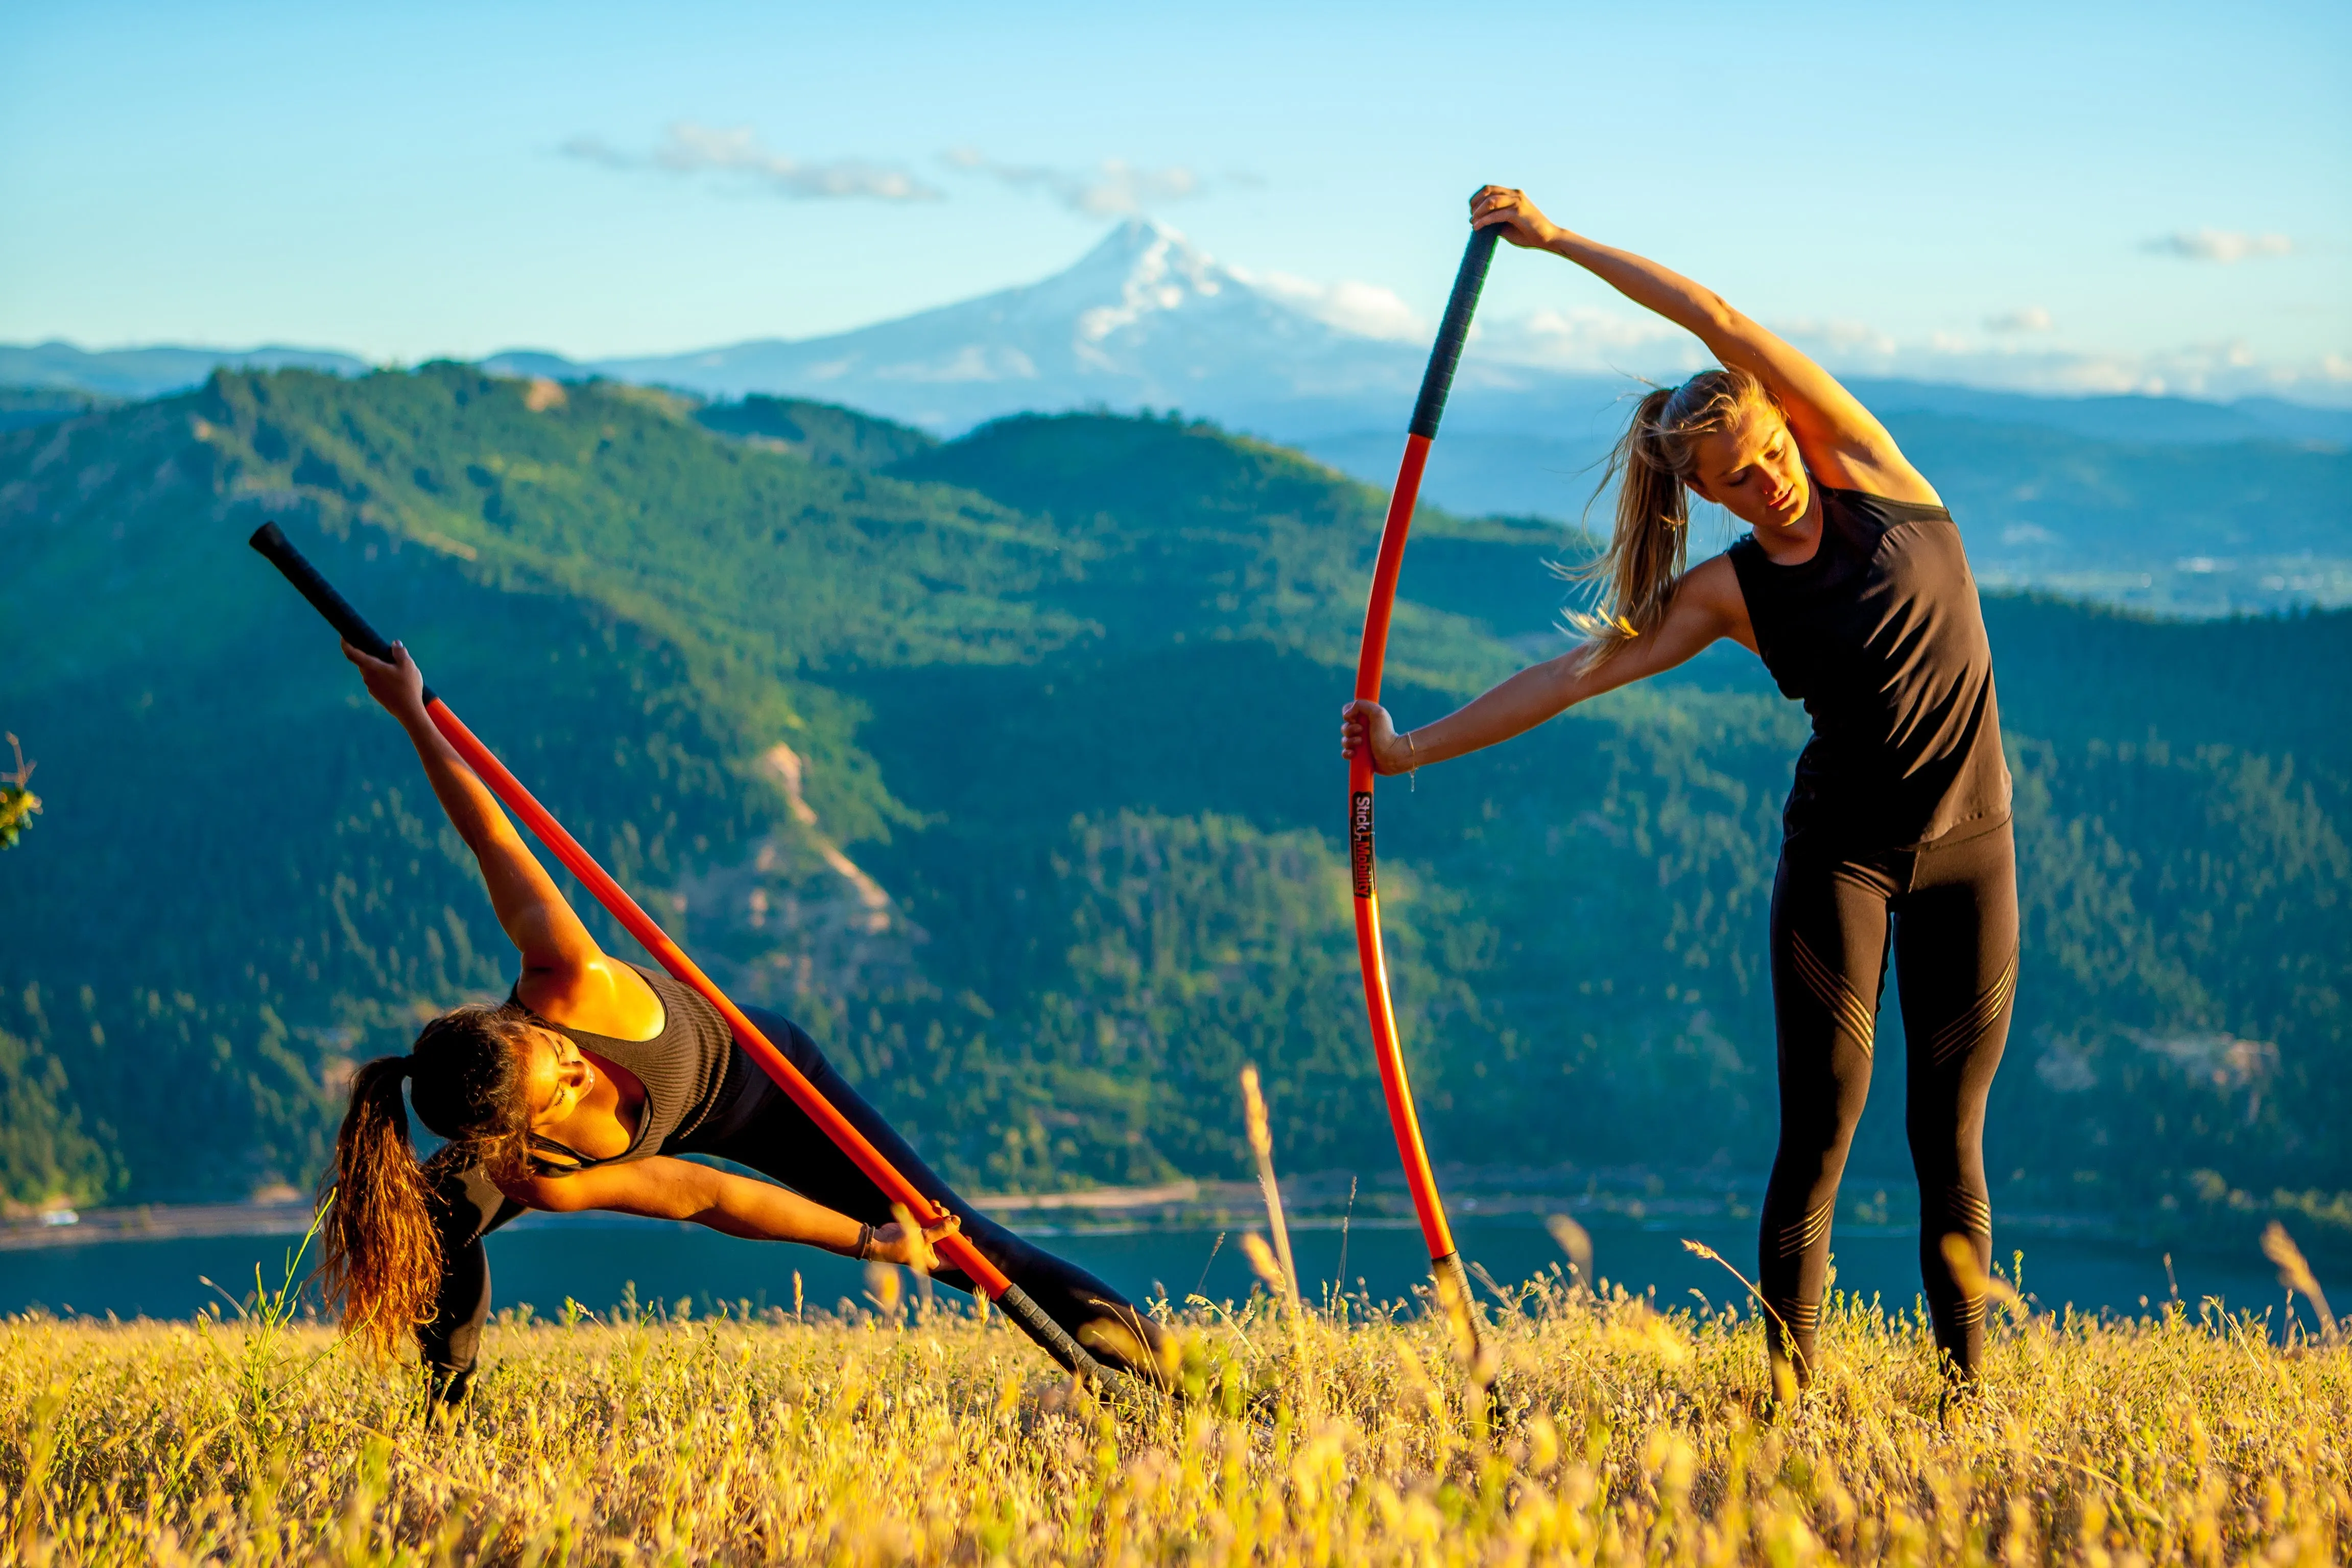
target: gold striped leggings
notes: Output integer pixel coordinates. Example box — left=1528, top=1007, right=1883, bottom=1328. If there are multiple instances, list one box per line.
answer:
left=1759, top=815, right=2017, bottom=1386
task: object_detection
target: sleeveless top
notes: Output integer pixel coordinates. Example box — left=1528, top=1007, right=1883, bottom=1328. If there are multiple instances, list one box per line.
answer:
left=510, top=964, right=747, bottom=1172
left=1726, top=485, right=2011, bottom=850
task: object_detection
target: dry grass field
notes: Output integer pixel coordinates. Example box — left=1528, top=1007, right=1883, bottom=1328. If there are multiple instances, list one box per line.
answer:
left=3, top=1249, right=2346, bottom=1566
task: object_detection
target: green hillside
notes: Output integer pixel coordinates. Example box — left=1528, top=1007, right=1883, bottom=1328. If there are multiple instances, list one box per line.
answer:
left=2, top=365, right=2345, bottom=1241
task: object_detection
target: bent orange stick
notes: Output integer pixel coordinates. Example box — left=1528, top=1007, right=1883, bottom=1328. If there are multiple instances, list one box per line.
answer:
left=250, top=522, right=1121, bottom=1388
left=1350, top=224, right=1499, bottom=1336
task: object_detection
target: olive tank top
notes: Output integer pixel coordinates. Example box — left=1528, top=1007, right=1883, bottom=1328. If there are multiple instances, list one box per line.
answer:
left=1726, top=485, right=2011, bottom=849
left=511, top=964, right=746, bottom=1171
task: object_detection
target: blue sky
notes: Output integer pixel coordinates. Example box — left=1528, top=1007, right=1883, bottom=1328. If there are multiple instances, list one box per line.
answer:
left=3, top=0, right=2345, bottom=401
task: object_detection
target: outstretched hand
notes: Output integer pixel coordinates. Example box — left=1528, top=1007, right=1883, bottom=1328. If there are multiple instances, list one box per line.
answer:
left=342, top=638, right=430, bottom=723
left=1470, top=185, right=1563, bottom=249
left=872, top=1209, right=962, bottom=1271
left=1340, top=699, right=1411, bottom=776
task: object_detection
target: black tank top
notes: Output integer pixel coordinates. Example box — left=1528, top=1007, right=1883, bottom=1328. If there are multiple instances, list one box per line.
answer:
left=511, top=964, right=746, bottom=1171
left=1727, top=485, right=2010, bottom=849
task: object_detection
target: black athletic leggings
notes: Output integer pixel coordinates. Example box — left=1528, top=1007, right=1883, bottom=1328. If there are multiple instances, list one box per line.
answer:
left=420, top=1007, right=1165, bottom=1399
left=1759, top=817, right=2017, bottom=1385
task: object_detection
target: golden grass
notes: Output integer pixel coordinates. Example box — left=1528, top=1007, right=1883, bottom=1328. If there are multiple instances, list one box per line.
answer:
left=3, top=1268, right=2346, bottom=1565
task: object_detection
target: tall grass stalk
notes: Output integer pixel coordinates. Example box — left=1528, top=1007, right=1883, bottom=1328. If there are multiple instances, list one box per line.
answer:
left=1238, top=1065, right=1300, bottom=1308
left=1239, top=1065, right=1315, bottom=1419
left=2264, top=1221, right=2344, bottom=1347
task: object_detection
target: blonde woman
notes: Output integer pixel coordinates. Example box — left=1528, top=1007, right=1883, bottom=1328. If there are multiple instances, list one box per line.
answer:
left=1343, top=187, right=2015, bottom=1399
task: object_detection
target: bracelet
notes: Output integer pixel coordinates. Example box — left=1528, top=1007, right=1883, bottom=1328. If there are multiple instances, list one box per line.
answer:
left=1405, top=729, right=1418, bottom=790
left=854, top=1221, right=876, bottom=1261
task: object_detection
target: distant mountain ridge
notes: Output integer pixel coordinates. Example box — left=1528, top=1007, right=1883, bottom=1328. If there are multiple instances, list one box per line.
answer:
left=10, top=222, right=2348, bottom=447
left=471, top=221, right=2352, bottom=456
left=0, top=340, right=369, bottom=400
left=11, top=221, right=2347, bottom=616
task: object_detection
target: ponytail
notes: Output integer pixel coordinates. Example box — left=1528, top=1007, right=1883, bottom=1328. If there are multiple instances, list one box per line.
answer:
left=1569, top=366, right=1778, bottom=667
left=317, top=1002, right=539, bottom=1360
left=318, top=1056, right=442, bottom=1360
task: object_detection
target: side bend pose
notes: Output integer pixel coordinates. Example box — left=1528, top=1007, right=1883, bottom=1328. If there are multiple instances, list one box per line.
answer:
left=324, top=640, right=1167, bottom=1398
left=1343, top=187, right=2016, bottom=1395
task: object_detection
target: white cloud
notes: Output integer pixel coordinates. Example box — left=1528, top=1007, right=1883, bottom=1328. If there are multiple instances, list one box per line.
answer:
left=562, top=123, right=941, bottom=201
left=2141, top=228, right=2296, bottom=263
left=1779, top=319, right=2352, bottom=405
left=1985, top=306, right=2054, bottom=333
left=1514, top=299, right=2349, bottom=406
left=1773, top=316, right=1899, bottom=357
left=943, top=148, right=1210, bottom=216
left=1471, top=306, right=1698, bottom=371
left=1387, top=296, right=2352, bottom=407
left=1231, top=269, right=1424, bottom=340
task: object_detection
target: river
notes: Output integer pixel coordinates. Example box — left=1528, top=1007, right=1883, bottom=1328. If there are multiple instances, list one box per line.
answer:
left=2, top=1211, right=2307, bottom=1333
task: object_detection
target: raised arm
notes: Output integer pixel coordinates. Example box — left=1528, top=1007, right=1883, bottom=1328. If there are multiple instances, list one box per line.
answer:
left=1341, top=556, right=1753, bottom=774
left=1470, top=186, right=1938, bottom=505
left=342, top=640, right=601, bottom=977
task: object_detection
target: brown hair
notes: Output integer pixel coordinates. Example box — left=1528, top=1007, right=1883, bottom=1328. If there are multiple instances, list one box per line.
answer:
left=317, top=1003, right=541, bottom=1358
left=1569, top=366, right=1783, bottom=666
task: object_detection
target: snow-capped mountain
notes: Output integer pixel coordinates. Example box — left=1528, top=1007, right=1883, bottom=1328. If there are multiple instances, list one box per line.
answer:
left=502, top=220, right=1441, bottom=434
left=488, top=218, right=2352, bottom=459
left=16, top=219, right=2342, bottom=455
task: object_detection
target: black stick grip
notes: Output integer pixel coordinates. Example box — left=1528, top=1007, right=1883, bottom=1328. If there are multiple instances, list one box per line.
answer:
left=1407, top=223, right=1501, bottom=441
left=993, top=1282, right=1163, bottom=1419
left=996, top=1283, right=1111, bottom=1380
left=248, top=522, right=437, bottom=703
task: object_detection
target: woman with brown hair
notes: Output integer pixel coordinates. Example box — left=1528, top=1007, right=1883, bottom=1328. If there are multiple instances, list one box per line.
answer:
left=1343, top=187, right=2016, bottom=1401
left=322, top=639, right=1165, bottom=1401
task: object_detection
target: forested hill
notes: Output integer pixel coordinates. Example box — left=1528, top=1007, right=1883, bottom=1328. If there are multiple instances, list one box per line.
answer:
left=2, top=365, right=2345, bottom=1245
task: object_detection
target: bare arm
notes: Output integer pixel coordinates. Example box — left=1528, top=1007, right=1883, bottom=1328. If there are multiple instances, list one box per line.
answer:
left=1470, top=186, right=1938, bottom=505
left=343, top=640, right=601, bottom=976
left=1342, top=557, right=1752, bottom=773
left=502, top=1156, right=960, bottom=1267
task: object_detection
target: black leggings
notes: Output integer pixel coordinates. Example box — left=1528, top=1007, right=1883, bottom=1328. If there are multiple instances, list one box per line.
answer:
left=1759, top=817, right=2016, bottom=1385
left=421, top=1007, right=1165, bottom=1399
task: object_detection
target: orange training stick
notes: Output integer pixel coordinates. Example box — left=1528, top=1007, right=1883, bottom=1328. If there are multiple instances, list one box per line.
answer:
left=1349, top=224, right=1499, bottom=1323
left=248, top=523, right=1121, bottom=1387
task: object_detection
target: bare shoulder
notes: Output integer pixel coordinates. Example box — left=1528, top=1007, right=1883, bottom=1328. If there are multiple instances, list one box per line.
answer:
left=516, top=955, right=665, bottom=1038
left=1677, top=552, right=1747, bottom=622
left=1675, top=552, right=1756, bottom=654
left=1681, top=551, right=1741, bottom=600
left=1585, top=552, right=1753, bottom=693
left=1718, top=307, right=1941, bottom=506
left=1832, top=449, right=1942, bottom=508
left=1793, top=392, right=1940, bottom=506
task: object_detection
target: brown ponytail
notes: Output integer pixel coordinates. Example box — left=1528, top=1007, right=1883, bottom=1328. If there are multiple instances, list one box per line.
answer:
left=318, top=1057, right=439, bottom=1359
left=317, top=1003, right=539, bottom=1359
left=1569, top=366, right=1780, bottom=667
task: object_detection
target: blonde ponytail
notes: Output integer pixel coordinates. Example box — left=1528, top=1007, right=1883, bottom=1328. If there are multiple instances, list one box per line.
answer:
left=1568, top=366, right=1778, bottom=666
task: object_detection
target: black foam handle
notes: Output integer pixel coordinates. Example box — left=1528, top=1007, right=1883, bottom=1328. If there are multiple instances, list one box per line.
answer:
left=1407, top=223, right=1502, bottom=440
left=996, top=1282, right=1114, bottom=1383
left=248, top=522, right=437, bottom=703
